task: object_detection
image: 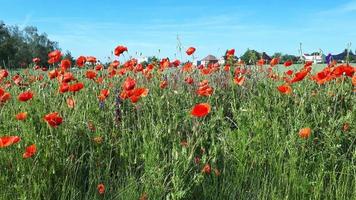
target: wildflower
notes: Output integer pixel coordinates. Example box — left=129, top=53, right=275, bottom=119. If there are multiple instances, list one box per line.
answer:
left=191, top=103, right=211, bottom=118
left=60, top=59, right=71, bottom=71
left=0, top=136, right=21, bottom=148
left=270, top=57, right=280, bottom=67
left=23, top=144, right=37, bottom=159
left=277, top=84, right=292, bottom=94
left=16, top=112, right=27, bottom=120
left=226, top=49, right=235, bottom=58
left=114, top=45, right=128, bottom=57
left=234, top=76, right=245, bottom=86
left=44, top=112, right=63, bottom=128
left=97, top=183, right=105, bottom=195
left=186, top=47, right=196, bottom=55
left=298, top=127, right=311, bottom=139
left=76, top=56, right=86, bottom=67
left=86, top=56, right=97, bottom=63
left=68, top=82, right=84, bottom=92
left=86, top=70, right=97, bottom=79
left=18, top=91, right=33, bottom=102
left=284, top=60, right=293, bottom=67
left=48, top=50, right=61, bottom=64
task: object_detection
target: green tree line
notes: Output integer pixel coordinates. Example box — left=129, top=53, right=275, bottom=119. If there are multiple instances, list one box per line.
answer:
left=0, top=20, right=58, bottom=68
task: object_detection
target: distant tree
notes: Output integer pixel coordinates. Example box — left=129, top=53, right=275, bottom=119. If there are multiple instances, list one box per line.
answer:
left=272, top=52, right=282, bottom=58
left=281, top=54, right=298, bottom=63
left=0, top=21, right=59, bottom=68
left=240, top=49, right=260, bottom=65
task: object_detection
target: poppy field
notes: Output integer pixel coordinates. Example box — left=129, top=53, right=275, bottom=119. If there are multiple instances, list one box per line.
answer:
left=0, top=46, right=355, bottom=200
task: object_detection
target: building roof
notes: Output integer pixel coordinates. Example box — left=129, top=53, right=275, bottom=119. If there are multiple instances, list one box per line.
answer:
left=201, top=55, right=218, bottom=61
left=332, top=49, right=356, bottom=61
left=261, top=52, right=271, bottom=61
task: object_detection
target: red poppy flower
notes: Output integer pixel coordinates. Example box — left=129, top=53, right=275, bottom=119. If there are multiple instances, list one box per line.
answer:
left=299, top=127, right=311, bottom=139
left=23, top=144, right=37, bottom=159
left=59, top=83, right=69, bottom=93
left=44, top=112, right=63, bottom=127
left=332, top=65, right=354, bottom=77
left=86, top=56, right=97, bottom=63
left=186, top=47, right=196, bottom=56
left=0, top=91, right=11, bottom=103
left=270, top=57, right=280, bottom=67
left=171, top=59, right=181, bottom=67
left=86, top=70, right=97, bottom=79
left=114, top=45, right=128, bottom=57
left=0, top=69, right=9, bottom=80
left=60, top=59, right=71, bottom=71
left=76, top=56, right=87, bottom=67
left=257, top=59, right=265, bottom=66
left=48, top=69, right=59, bottom=79
left=0, top=136, right=21, bottom=148
left=284, top=60, right=293, bottom=67
left=16, top=112, right=28, bottom=120
left=96, top=77, right=104, bottom=84
left=18, top=91, right=33, bottom=102
left=97, top=183, right=105, bottom=194
left=110, top=60, right=120, bottom=68
left=191, top=103, right=211, bottom=117
left=59, top=72, right=75, bottom=83
left=285, top=70, right=294, bottom=76
left=182, top=62, right=193, bottom=72
left=196, top=83, right=214, bottom=97
left=69, top=82, right=84, bottom=92
left=277, top=84, right=292, bottom=94
left=132, top=88, right=149, bottom=97
left=122, top=77, right=136, bottom=91
left=234, top=76, right=245, bottom=86
left=98, top=89, right=110, bottom=101
left=120, top=87, right=149, bottom=103
left=95, top=65, right=103, bottom=71
left=226, top=49, right=235, bottom=57
left=184, top=77, right=194, bottom=84
left=291, top=69, right=310, bottom=83
left=304, top=61, right=313, bottom=68
left=48, top=50, right=62, bottom=64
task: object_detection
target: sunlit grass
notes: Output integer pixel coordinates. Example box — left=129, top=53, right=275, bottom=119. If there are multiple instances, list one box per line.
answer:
left=0, top=61, right=355, bottom=200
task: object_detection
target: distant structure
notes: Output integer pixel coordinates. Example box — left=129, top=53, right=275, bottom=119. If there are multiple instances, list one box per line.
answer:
left=332, top=49, right=356, bottom=63
left=301, top=53, right=323, bottom=64
left=261, top=52, right=272, bottom=62
left=197, top=55, right=235, bottom=66
left=200, top=55, right=218, bottom=66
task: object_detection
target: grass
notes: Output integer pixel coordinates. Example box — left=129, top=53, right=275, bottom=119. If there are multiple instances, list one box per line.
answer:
left=0, top=62, right=355, bottom=200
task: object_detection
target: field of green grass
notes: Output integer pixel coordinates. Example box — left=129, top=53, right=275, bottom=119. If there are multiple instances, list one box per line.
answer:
left=0, top=59, right=355, bottom=199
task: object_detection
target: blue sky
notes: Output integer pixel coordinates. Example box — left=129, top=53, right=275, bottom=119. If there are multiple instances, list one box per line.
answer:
left=1, top=0, right=356, bottom=62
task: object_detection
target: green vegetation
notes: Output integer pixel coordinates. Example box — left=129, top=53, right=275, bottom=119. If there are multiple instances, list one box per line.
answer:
left=0, top=61, right=355, bottom=199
